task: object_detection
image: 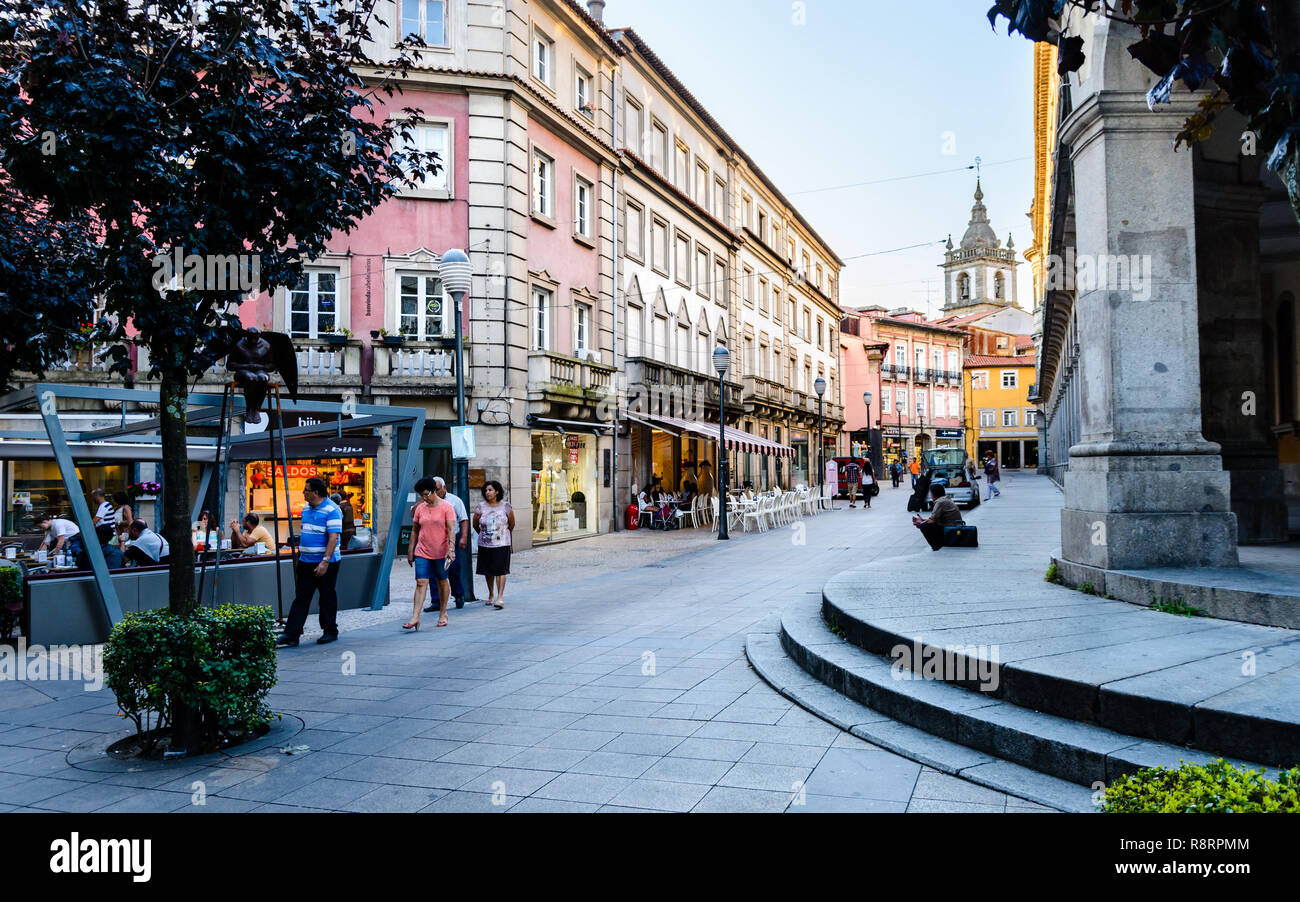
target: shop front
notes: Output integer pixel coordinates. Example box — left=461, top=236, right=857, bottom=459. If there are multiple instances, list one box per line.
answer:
left=530, top=429, right=601, bottom=543
left=790, top=431, right=810, bottom=487
left=935, top=428, right=964, bottom=450
left=627, top=415, right=719, bottom=498
left=231, top=435, right=378, bottom=544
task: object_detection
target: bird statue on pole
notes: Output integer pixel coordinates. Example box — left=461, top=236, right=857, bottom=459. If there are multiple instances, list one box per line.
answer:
left=222, top=327, right=299, bottom=425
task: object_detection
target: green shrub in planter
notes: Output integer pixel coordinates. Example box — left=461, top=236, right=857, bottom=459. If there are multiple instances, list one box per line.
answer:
left=0, top=566, right=21, bottom=639
left=104, top=604, right=278, bottom=753
left=1101, top=759, right=1300, bottom=813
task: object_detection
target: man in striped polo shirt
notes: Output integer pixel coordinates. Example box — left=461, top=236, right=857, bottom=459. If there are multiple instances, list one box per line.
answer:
left=277, top=477, right=343, bottom=648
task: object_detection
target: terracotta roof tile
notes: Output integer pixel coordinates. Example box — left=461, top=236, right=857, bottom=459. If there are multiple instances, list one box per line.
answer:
left=965, top=354, right=1036, bottom=368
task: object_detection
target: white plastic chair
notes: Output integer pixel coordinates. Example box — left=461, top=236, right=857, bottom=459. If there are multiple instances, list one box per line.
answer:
left=636, top=493, right=658, bottom=529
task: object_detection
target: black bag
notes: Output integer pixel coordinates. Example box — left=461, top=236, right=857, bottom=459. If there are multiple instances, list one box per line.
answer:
left=868, top=482, right=880, bottom=497
left=943, top=525, right=978, bottom=547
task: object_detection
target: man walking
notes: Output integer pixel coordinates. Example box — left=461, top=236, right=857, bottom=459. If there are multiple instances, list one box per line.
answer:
left=843, top=458, right=862, bottom=508
left=909, top=456, right=921, bottom=489
left=278, top=477, right=343, bottom=648
left=890, top=459, right=902, bottom=488
left=984, top=453, right=1002, bottom=500
left=429, top=476, right=471, bottom=610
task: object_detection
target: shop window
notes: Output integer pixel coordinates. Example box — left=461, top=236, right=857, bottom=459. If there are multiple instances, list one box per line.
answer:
left=398, top=273, right=446, bottom=341
left=531, top=432, right=597, bottom=541
left=245, top=455, right=372, bottom=534
left=288, top=268, right=339, bottom=338
left=4, top=461, right=130, bottom=535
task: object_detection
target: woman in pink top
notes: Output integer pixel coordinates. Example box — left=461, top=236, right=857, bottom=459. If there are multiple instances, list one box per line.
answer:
left=404, top=476, right=457, bottom=630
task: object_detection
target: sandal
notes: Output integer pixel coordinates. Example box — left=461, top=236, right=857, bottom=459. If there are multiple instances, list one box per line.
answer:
left=493, top=602, right=504, bottom=610
left=402, top=620, right=420, bottom=632
left=436, top=617, right=449, bottom=627
left=485, top=597, right=495, bottom=607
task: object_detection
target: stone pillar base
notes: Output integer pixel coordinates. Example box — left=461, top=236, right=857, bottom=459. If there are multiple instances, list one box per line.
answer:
left=1061, top=446, right=1239, bottom=569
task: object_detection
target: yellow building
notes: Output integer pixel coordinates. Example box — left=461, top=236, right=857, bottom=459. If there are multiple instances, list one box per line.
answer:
left=964, top=351, right=1038, bottom=470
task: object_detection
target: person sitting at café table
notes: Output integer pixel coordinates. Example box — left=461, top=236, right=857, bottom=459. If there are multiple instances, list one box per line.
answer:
left=229, top=513, right=275, bottom=554
left=124, top=519, right=170, bottom=566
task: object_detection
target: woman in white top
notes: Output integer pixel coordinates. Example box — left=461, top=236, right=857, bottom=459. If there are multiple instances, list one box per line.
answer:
left=861, top=459, right=877, bottom=509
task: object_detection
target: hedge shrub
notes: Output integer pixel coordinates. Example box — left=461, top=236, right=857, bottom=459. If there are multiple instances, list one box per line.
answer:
left=1102, top=759, right=1300, bottom=813
left=103, top=604, right=278, bottom=752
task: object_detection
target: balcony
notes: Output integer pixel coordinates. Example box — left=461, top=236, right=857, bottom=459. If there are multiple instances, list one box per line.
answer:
left=627, top=357, right=742, bottom=413
left=527, top=350, right=616, bottom=415
left=882, top=364, right=910, bottom=379
left=913, top=367, right=931, bottom=383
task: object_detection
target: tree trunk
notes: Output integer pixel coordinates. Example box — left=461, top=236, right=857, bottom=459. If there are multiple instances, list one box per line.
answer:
left=159, top=362, right=201, bottom=753
left=159, top=364, right=196, bottom=615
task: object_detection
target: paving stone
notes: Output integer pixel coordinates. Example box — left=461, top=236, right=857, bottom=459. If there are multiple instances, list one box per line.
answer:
left=415, top=720, right=500, bottom=742
left=570, top=751, right=660, bottom=778
left=458, top=767, right=562, bottom=799
left=668, top=737, right=755, bottom=762
left=640, top=756, right=733, bottom=786
left=502, top=746, right=590, bottom=772
left=912, top=770, right=1011, bottom=806
left=597, top=734, right=684, bottom=757
left=718, top=762, right=812, bottom=793
left=339, top=784, right=445, bottom=813
left=800, top=748, right=921, bottom=802
left=436, top=742, right=532, bottom=767
left=30, top=782, right=140, bottom=812
left=94, top=789, right=201, bottom=813
left=789, top=794, right=909, bottom=813
left=740, top=743, right=829, bottom=769
left=508, top=797, right=601, bottom=813
left=605, top=779, right=711, bottom=812
left=906, top=797, right=1007, bottom=813
left=271, top=777, right=380, bottom=810
left=531, top=773, right=634, bottom=805
left=691, top=786, right=792, bottom=813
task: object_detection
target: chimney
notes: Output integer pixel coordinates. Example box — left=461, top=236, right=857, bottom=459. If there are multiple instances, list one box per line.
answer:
left=587, top=0, right=605, bottom=24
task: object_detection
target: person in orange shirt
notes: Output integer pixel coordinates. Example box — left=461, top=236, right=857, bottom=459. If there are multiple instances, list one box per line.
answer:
left=909, top=456, right=921, bottom=489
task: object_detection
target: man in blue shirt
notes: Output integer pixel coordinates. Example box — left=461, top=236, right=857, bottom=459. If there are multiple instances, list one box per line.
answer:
left=278, top=477, right=343, bottom=648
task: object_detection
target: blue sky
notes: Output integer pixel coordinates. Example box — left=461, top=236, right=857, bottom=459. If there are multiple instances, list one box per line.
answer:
left=610, top=0, right=1036, bottom=316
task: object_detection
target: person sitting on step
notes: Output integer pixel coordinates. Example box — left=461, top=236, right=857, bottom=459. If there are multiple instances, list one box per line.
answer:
left=911, top=484, right=965, bottom=551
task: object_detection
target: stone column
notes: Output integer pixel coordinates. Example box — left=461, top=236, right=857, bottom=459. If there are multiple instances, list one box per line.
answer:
left=1058, top=54, right=1237, bottom=568
left=1194, top=160, right=1287, bottom=543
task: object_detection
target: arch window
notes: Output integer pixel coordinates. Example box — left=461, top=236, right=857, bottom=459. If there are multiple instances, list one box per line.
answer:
left=958, top=272, right=971, bottom=301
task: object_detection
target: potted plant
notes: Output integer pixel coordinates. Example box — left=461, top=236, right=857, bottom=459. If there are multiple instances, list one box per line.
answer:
left=325, top=326, right=351, bottom=346
left=127, top=480, right=161, bottom=500
left=375, top=327, right=404, bottom=348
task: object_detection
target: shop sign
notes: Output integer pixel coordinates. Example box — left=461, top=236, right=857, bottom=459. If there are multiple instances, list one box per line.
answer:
left=936, top=428, right=963, bottom=438
left=229, top=435, right=380, bottom=462
left=11, top=492, right=31, bottom=506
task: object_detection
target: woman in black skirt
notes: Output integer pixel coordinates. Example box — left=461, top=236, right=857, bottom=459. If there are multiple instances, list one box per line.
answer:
left=472, top=480, right=515, bottom=610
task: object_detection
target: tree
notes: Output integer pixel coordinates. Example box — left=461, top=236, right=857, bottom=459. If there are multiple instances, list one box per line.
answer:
left=0, top=0, right=439, bottom=609
left=988, top=0, right=1300, bottom=222
left=0, top=0, right=439, bottom=750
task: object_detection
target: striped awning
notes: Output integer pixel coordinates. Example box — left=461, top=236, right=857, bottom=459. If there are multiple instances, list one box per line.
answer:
left=622, top=411, right=795, bottom=458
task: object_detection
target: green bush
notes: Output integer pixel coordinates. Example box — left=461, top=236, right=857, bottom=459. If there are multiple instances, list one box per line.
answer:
left=1077, top=582, right=1096, bottom=595
left=0, top=566, right=21, bottom=640
left=104, top=604, right=278, bottom=752
left=1044, top=562, right=1060, bottom=584
left=1102, top=759, right=1300, bottom=813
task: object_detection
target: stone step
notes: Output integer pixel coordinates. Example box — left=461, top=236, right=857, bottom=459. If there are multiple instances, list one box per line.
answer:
left=769, top=599, right=1281, bottom=790
left=823, top=568, right=1300, bottom=766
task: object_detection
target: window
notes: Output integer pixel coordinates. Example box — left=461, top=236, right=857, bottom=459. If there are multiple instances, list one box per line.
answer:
left=696, top=161, right=709, bottom=207
left=882, top=387, right=891, bottom=412
left=803, top=309, right=811, bottom=341
left=801, top=250, right=811, bottom=278
left=1001, top=409, right=1018, bottom=427
left=401, top=0, right=448, bottom=47
left=574, top=175, right=594, bottom=241
left=916, top=389, right=927, bottom=418
left=758, top=277, right=769, bottom=314
left=532, top=29, right=554, bottom=87
left=1001, top=370, right=1018, bottom=389
left=759, top=340, right=769, bottom=378
left=743, top=267, right=754, bottom=307
left=972, top=371, right=989, bottom=390
left=714, top=258, right=726, bottom=306
left=817, top=317, right=824, bottom=350
left=915, top=346, right=925, bottom=376
left=287, top=269, right=338, bottom=338
left=713, top=177, right=726, bottom=221
left=933, top=349, right=943, bottom=375
left=788, top=296, right=796, bottom=328
left=896, top=388, right=908, bottom=414
left=532, top=149, right=554, bottom=219
left=994, top=271, right=1005, bottom=299
left=1025, top=409, right=1039, bottom=426
left=947, top=350, right=958, bottom=374
left=829, top=275, right=836, bottom=301
left=575, top=67, right=593, bottom=118
left=575, top=301, right=592, bottom=358
left=532, top=285, right=551, bottom=350
left=741, top=195, right=752, bottom=230
left=627, top=305, right=643, bottom=357
left=757, top=209, right=767, bottom=242
left=651, top=218, right=669, bottom=274
left=396, top=122, right=450, bottom=195
left=815, top=263, right=823, bottom=290
left=676, top=322, right=689, bottom=368
left=895, top=342, right=907, bottom=367
left=651, top=121, right=668, bottom=173
left=786, top=238, right=795, bottom=264
left=934, top=392, right=945, bottom=418
left=653, top=315, right=668, bottom=358
left=674, top=232, right=691, bottom=287
left=398, top=273, right=446, bottom=340
left=625, top=199, right=644, bottom=261
left=744, top=336, right=755, bottom=375
left=696, top=247, right=710, bottom=297
left=675, top=142, right=690, bottom=193
left=979, top=409, right=995, bottom=427
left=625, top=97, right=643, bottom=153
left=997, top=336, right=1009, bottom=349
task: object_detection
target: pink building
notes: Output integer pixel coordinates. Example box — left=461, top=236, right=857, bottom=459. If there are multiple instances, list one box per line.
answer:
left=838, top=309, right=888, bottom=473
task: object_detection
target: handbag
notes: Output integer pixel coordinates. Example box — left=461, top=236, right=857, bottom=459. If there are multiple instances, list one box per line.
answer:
left=868, top=482, right=880, bottom=497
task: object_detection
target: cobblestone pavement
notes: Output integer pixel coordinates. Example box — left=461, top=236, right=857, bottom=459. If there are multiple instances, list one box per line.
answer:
left=0, top=477, right=1053, bottom=813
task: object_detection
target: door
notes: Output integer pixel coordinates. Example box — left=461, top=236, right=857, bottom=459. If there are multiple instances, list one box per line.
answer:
left=1001, top=441, right=1021, bottom=470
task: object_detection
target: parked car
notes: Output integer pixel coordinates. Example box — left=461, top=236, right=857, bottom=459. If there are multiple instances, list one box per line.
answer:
left=830, top=456, right=874, bottom=499
left=921, top=448, right=980, bottom=510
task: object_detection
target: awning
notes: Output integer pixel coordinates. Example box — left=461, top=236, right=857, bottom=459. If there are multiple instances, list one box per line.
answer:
left=620, top=411, right=795, bottom=458
left=0, top=440, right=218, bottom=463
left=228, top=435, right=381, bottom=462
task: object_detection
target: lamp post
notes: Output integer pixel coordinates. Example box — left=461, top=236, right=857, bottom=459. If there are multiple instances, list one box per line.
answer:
left=917, top=399, right=926, bottom=458
left=814, top=376, right=826, bottom=494
left=863, top=390, right=873, bottom=476
left=713, top=345, right=731, bottom=540
left=895, top=397, right=905, bottom=462
left=441, top=249, right=473, bottom=596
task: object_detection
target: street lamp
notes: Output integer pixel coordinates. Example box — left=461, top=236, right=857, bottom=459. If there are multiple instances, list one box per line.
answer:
left=917, top=399, right=926, bottom=458
left=862, top=390, right=872, bottom=472
left=441, top=249, right=473, bottom=597
left=895, top=397, right=905, bottom=462
left=713, top=345, right=731, bottom=540
left=814, top=376, right=826, bottom=495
